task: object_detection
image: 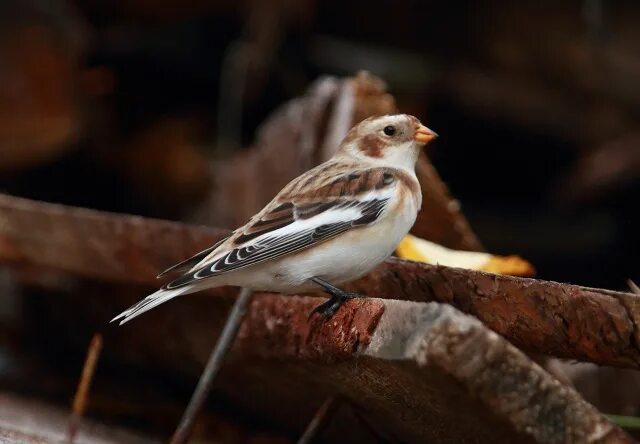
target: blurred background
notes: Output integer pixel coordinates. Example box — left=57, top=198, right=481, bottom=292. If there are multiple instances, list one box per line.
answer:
left=0, top=0, right=639, bottom=441
left=1, top=0, right=638, bottom=287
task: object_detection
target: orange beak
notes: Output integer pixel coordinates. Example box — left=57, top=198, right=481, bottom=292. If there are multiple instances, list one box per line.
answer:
left=414, top=125, right=438, bottom=144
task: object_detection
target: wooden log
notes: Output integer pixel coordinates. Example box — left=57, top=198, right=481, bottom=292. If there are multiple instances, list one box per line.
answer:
left=231, top=297, right=631, bottom=443
left=0, top=192, right=638, bottom=370
left=16, top=282, right=632, bottom=443
left=0, top=193, right=227, bottom=286
left=351, top=258, right=640, bottom=369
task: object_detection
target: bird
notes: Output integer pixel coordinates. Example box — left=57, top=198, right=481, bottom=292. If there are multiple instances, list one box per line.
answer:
left=111, top=114, right=437, bottom=325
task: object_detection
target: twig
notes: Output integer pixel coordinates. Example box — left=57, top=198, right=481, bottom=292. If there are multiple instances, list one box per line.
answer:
left=297, top=396, right=341, bottom=444
left=170, top=287, right=253, bottom=444
left=68, top=333, right=103, bottom=443
left=628, top=279, right=640, bottom=295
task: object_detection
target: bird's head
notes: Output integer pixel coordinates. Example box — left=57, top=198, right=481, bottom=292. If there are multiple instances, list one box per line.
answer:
left=336, top=114, right=437, bottom=170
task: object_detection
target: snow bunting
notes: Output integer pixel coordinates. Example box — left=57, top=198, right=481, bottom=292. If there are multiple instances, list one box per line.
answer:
left=112, top=114, right=437, bottom=325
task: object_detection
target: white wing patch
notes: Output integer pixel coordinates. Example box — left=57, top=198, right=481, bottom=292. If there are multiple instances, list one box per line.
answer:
left=164, top=197, right=390, bottom=289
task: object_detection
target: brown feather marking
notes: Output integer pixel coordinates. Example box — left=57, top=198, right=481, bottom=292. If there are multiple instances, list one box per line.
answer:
left=382, top=171, right=395, bottom=186
left=297, top=201, right=340, bottom=219
left=245, top=218, right=292, bottom=234
left=358, top=170, right=371, bottom=193
left=395, top=169, right=420, bottom=197
left=253, top=213, right=290, bottom=227
left=234, top=219, right=292, bottom=244
left=328, top=176, right=345, bottom=197
left=234, top=202, right=295, bottom=245
left=360, top=134, right=385, bottom=158
left=271, top=202, right=294, bottom=212
left=345, top=173, right=363, bottom=195
left=298, top=174, right=316, bottom=192
left=281, top=165, right=402, bottom=201
left=259, top=202, right=294, bottom=222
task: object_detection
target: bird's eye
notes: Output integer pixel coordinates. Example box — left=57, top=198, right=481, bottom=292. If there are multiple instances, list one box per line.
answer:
left=383, top=125, right=396, bottom=136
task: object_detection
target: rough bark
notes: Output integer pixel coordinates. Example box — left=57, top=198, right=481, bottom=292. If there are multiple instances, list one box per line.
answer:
left=20, top=284, right=630, bottom=443
left=234, top=297, right=631, bottom=442
left=351, top=258, right=640, bottom=369
left=0, top=192, right=638, bottom=370
left=0, top=193, right=227, bottom=286
left=31, top=286, right=631, bottom=443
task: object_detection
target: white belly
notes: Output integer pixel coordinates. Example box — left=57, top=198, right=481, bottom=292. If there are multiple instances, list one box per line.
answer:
left=221, top=191, right=419, bottom=293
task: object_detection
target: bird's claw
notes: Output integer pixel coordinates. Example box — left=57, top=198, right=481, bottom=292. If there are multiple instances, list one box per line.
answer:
left=308, top=297, right=343, bottom=321
left=308, top=277, right=366, bottom=322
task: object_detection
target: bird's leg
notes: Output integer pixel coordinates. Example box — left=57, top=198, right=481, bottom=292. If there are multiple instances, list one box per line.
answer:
left=308, top=277, right=365, bottom=320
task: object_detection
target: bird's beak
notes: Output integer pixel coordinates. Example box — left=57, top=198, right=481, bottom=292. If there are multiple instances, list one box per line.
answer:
left=414, top=125, right=438, bottom=144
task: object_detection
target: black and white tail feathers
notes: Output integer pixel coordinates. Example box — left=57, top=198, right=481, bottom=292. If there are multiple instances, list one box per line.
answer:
left=110, top=286, right=195, bottom=325
left=156, top=236, right=228, bottom=278
left=112, top=237, right=230, bottom=325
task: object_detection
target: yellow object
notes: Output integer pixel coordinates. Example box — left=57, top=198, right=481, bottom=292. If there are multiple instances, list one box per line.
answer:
left=396, top=235, right=431, bottom=263
left=396, top=234, right=535, bottom=277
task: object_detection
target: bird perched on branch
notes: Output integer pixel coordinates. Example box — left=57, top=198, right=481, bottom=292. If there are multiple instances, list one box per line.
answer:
left=112, top=114, right=437, bottom=325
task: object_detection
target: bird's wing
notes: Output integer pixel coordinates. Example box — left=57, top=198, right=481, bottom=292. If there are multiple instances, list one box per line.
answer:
left=156, top=236, right=230, bottom=278
left=162, top=165, right=403, bottom=290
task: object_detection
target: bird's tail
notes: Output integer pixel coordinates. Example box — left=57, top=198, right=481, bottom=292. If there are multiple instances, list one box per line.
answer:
left=110, top=286, right=193, bottom=326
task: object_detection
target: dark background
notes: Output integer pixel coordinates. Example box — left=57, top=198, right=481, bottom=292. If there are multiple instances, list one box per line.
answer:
left=1, top=0, right=640, bottom=441
left=2, top=0, right=637, bottom=289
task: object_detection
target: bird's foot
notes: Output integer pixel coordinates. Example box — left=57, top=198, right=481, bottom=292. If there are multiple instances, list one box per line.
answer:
left=341, top=291, right=365, bottom=299
left=308, top=277, right=366, bottom=321
left=308, top=296, right=344, bottom=321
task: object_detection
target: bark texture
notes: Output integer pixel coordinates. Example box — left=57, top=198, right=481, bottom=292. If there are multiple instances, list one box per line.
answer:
left=0, top=192, right=638, bottom=370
